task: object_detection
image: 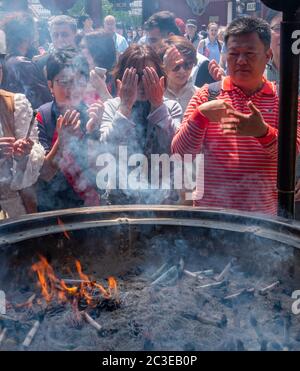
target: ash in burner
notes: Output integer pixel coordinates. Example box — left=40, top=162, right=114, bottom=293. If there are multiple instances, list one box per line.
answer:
left=0, top=230, right=300, bottom=351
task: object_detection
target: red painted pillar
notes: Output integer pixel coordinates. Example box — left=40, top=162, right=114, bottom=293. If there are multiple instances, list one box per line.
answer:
left=85, top=0, right=103, bottom=28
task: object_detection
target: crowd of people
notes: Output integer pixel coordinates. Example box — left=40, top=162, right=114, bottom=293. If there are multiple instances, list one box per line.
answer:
left=0, top=9, right=299, bottom=219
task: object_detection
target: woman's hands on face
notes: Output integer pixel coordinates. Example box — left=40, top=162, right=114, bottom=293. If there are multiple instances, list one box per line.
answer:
left=116, top=66, right=165, bottom=116
left=117, top=67, right=138, bottom=118
left=142, top=66, right=165, bottom=111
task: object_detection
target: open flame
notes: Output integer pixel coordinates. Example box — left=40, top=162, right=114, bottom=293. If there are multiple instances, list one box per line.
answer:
left=32, top=256, right=119, bottom=308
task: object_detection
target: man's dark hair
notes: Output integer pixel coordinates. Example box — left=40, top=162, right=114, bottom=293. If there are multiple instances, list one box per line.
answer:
left=83, top=30, right=116, bottom=71
left=0, top=12, right=35, bottom=55
left=224, top=17, right=271, bottom=49
left=46, top=49, right=89, bottom=82
left=77, top=15, right=91, bottom=30
left=144, top=11, right=180, bottom=36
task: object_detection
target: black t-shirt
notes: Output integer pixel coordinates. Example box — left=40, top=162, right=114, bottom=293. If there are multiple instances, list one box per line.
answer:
left=195, top=58, right=215, bottom=88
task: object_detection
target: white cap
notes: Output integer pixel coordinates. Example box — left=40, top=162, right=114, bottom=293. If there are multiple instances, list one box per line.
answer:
left=0, top=30, right=6, bottom=55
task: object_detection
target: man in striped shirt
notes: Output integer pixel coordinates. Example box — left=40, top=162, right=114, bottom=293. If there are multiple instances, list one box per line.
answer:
left=172, top=17, right=300, bottom=215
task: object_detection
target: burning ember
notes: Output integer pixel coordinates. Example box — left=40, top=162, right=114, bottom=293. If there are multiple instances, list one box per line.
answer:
left=32, top=256, right=119, bottom=309
left=0, top=257, right=120, bottom=349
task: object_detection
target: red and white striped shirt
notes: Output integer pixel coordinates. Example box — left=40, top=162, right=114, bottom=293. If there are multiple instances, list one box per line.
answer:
left=172, top=76, right=300, bottom=215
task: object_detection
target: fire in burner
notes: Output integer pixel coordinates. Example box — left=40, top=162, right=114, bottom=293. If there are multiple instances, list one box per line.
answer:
left=32, top=256, right=119, bottom=311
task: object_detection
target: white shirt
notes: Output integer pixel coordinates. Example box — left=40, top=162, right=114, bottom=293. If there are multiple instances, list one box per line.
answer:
left=164, top=78, right=198, bottom=114
left=0, top=94, right=45, bottom=218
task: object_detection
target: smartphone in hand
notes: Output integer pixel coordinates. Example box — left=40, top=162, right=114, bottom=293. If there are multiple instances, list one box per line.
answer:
left=95, top=67, right=107, bottom=78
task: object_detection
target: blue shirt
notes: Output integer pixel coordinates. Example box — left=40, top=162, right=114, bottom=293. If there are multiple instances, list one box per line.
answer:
left=198, top=38, right=222, bottom=63
left=114, top=33, right=129, bottom=54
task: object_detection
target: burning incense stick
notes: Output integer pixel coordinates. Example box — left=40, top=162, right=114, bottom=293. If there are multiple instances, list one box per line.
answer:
left=193, top=270, right=214, bottom=277
left=61, top=279, right=90, bottom=285
left=15, top=294, right=36, bottom=309
left=198, top=280, right=226, bottom=289
left=150, top=263, right=169, bottom=281
left=82, top=312, right=102, bottom=332
left=183, top=270, right=199, bottom=279
left=22, top=320, right=40, bottom=348
left=223, top=288, right=255, bottom=301
left=25, top=110, right=38, bottom=139
left=259, top=281, right=280, bottom=295
left=216, top=260, right=235, bottom=282
left=0, top=328, right=7, bottom=346
left=0, top=314, right=19, bottom=325
left=150, top=266, right=178, bottom=286
left=196, top=313, right=227, bottom=328
left=182, top=312, right=227, bottom=328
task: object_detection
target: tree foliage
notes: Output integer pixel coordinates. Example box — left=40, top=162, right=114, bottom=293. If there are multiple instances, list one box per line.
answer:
left=68, top=0, right=142, bottom=26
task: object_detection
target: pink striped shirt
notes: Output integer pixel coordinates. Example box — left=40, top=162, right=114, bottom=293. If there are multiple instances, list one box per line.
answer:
left=172, top=76, right=300, bottom=215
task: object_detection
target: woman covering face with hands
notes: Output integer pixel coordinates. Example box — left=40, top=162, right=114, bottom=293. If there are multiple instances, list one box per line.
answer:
left=100, top=44, right=182, bottom=205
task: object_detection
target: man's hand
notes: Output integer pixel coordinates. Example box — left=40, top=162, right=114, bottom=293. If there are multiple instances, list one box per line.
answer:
left=13, top=138, right=34, bottom=159
left=86, top=101, right=104, bottom=134
left=117, top=67, right=138, bottom=118
left=208, top=59, right=225, bottom=81
left=0, top=137, right=15, bottom=159
left=199, top=100, right=233, bottom=122
left=143, top=66, right=165, bottom=111
left=221, top=102, right=268, bottom=137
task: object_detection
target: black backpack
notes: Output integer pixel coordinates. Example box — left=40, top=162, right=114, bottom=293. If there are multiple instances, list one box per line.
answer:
left=207, top=81, right=222, bottom=101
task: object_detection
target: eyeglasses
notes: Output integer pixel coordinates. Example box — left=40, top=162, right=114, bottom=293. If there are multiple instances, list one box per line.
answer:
left=271, top=24, right=281, bottom=34
left=147, top=37, right=160, bottom=45
left=172, top=61, right=194, bottom=72
left=51, top=31, right=73, bottom=40
left=54, top=77, right=87, bottom=88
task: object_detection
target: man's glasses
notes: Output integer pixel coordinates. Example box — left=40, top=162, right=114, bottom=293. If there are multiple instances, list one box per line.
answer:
left=172, top=61, right=194, bottom=72
left=147, top=37, right=160, bottom=45
left=51, top=32, right=73, bottom=40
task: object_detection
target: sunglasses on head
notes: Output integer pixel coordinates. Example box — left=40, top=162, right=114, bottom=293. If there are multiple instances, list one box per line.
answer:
left=172, top=61, right=194, bottom=72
